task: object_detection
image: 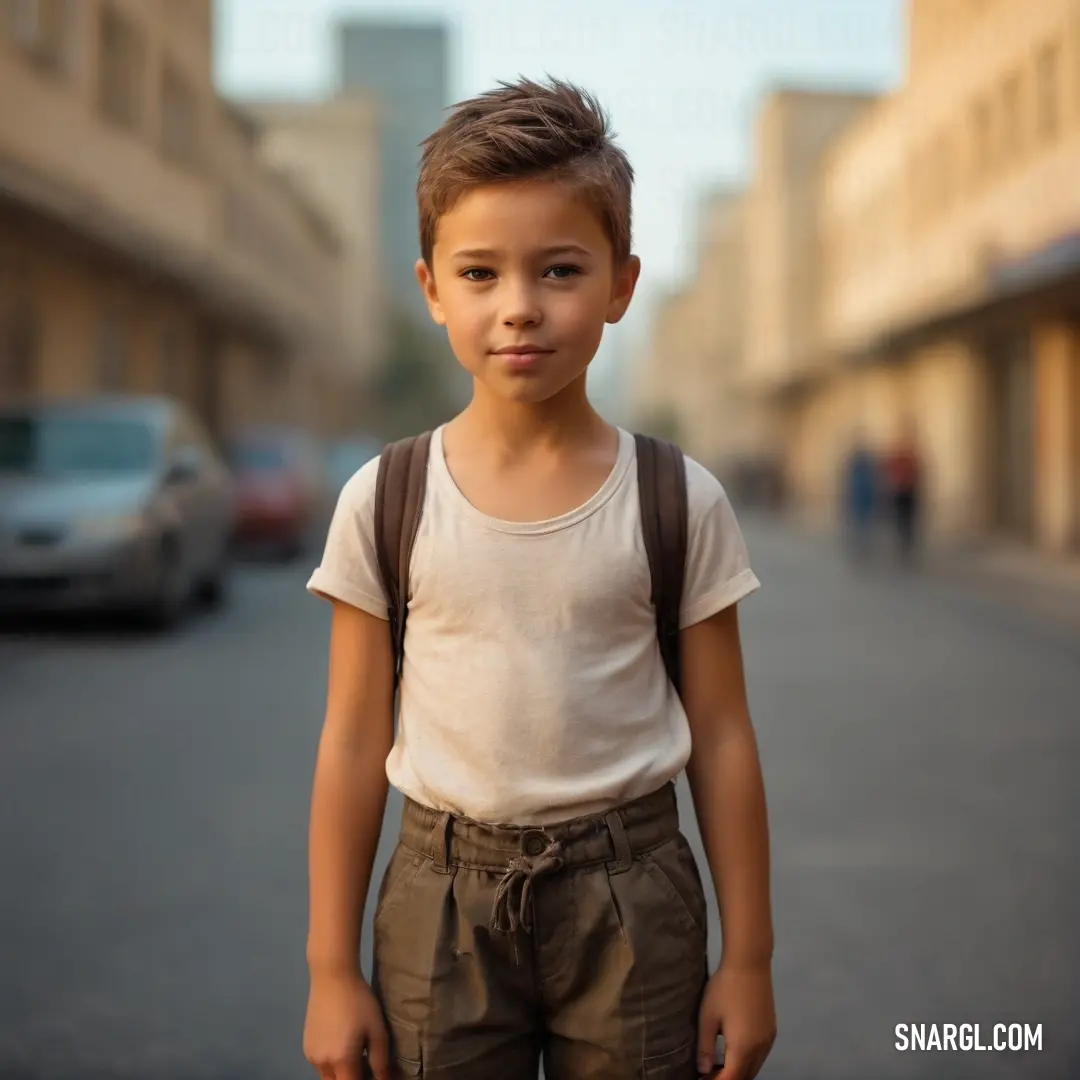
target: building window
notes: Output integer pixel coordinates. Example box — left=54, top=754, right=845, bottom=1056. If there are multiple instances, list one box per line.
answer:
left=908, top=143, right=941, bottom=230
left=162, top=0, right=213, bottom=44
left=97, top=4, right=145, bottom=132
left=932, top=132, right=951, bottom=212
left=906, top=156, right=922, bottom=231
left=259, top=352, right=283, bottom=392
left=162, top=0, right=208, bottom=30
left=1035, top=42, right=1060, bottom=142
left=96, top=309, right=129, bottom=391
left=160, top=62, right=200, bottom=168
left=223, top=184, right=308, bottom=287
left=4, top=0, right=75, bottom=75
left=969, top=96, right=994, bottom=181
left=999, top=72, right=1023, bottom=163
left=162, top=0, right=187, bottom=23
left=159, top=327, right=185, bottom=399
left=0, top=304, right=40, bottom=399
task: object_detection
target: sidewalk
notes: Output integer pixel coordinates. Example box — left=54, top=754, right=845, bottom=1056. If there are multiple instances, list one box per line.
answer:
left=719, top=506, right=1079, bottom=1079
left=930, top=536, right=1080, bottom=630
left=759, top=507, right=1080, bottom=633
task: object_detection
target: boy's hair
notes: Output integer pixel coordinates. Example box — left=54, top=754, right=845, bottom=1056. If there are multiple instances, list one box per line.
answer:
left=417, top=76, right=634, bottom=266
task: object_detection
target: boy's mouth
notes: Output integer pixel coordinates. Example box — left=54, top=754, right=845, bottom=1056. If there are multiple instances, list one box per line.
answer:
left=492, top=345, right=554, bottom=370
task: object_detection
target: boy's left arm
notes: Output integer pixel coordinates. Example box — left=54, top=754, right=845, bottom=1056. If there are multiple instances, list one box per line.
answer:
left=681, top=602, right=777, bottom=1080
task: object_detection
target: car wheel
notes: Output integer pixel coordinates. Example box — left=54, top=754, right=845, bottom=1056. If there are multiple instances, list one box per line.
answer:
left=140, top=536, right=188, bottom=630
left=281, top=528, right=307, bottom=562
left=196, top=554, right=229, bottom=608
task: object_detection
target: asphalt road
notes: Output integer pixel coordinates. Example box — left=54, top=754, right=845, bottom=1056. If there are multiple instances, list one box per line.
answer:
left=0, top=519, right=1077, bottom=1080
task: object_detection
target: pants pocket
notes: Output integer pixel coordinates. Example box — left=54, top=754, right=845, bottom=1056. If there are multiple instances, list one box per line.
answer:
left=389, top=1021, right=423, bottom=1078
left=640, top=834, right=709, bottom=938
left=392, top=1054, right=422, bottom=1078
left=642, top=1037, right=698, bottom=1078
left=361, top=1052, right=421, bottom=1079
left=373, top=843, right=426, bottom=927
left=602, top=854, right=708, bottom=1067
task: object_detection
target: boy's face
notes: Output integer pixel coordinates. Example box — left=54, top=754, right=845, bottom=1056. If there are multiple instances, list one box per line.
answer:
left=416, top=180, right=640, bottom=404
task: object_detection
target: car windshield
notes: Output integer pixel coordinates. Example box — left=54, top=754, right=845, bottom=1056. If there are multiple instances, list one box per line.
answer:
left=229, top=441, right=289, bottom=471
left=0, top=414, right=157, bottom=475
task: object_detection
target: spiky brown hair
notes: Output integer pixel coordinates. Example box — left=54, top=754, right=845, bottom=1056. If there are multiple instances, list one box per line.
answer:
left=417, top=76, right=634, bottom=266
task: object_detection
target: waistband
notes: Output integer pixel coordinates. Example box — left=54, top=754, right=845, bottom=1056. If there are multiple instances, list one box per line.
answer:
left=399, top=781, right=681, bottom=874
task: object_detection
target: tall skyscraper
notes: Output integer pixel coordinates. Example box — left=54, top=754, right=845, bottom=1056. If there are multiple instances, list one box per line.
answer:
left=336, top=20, right=450, bottom=328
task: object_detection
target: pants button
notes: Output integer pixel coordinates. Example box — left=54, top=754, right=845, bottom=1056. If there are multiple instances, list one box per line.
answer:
left=523, top=832, right=546, bottom=856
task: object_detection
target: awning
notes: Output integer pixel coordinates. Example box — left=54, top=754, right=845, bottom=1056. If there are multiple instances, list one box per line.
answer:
left=849, top=229, right=1080, bottom=363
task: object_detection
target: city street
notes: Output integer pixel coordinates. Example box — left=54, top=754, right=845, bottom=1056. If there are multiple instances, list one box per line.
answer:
left=0, top=518, right=1077, bottom=1080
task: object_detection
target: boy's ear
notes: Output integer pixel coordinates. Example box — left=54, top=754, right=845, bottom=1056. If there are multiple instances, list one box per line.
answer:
left=606, top=254, right=641, bottom=325
left=415, top=258, right=446, bottom=326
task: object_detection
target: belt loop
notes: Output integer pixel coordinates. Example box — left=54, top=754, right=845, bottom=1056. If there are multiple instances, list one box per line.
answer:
left=605, top=810, right=633, bottom=875
left=431, top=811, right=453, bottom=874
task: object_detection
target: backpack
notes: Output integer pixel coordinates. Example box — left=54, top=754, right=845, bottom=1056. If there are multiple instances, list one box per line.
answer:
left=373, top=432, right=689, bottom=698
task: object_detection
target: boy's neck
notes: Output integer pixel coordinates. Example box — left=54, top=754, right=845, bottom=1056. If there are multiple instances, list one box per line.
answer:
left=453, top=381, right=612, bottom=457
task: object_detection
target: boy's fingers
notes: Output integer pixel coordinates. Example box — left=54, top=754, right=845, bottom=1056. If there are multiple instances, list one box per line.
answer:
left=365, top=1026, right=391, bottom=1080
left=697, top=1041, right=716, bottom=1073
left=716, top=1045, right=751, bottom=1080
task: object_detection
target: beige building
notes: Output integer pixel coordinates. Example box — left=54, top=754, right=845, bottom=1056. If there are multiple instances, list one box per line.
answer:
left=0, top=0, right=356, bottom=438
left=631, top=92, right=875, bottom=479
left=646, top=0, right=1080, bottom=557
left=739, top=88, right=878, bottom=503
left=630, top=187, right=757, bottom=469
left=791, top=0, right=1080, bottom=554
left=742, top=89, right=877, bottom=396
left=631, top=286, right=692, bottom=439
left=241, top=94, right=386, bottom=383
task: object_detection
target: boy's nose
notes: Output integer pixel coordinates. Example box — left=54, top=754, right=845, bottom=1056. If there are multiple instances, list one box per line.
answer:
left=501, top=285, right=542, bottom=327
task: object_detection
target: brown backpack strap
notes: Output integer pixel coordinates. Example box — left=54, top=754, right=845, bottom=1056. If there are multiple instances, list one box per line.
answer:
left=634, top=433, right=689, bottom=697
left=373, top=431, right=433, bottom=691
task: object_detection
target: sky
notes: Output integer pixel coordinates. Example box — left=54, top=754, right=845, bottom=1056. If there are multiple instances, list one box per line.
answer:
left=215, top=0, right=904, bottom=407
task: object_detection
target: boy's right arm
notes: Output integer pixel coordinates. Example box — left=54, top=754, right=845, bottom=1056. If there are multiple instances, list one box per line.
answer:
left=307, top=597, right=395, bottom=975
left=304, top=598, right=395, bottom=1080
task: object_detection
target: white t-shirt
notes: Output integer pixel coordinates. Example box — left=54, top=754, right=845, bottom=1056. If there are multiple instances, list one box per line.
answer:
left=307, top=426, right=760, bottom=825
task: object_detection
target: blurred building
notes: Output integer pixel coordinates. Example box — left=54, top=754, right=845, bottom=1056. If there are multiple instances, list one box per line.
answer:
left=631, top=287, right=693, bottom=440
left=631, top=96, right=874, bottom=480
left=0, top=0, right=357, bottom=438
left=804, top=0, right=1080, bottom=554
left=332, top=17, right=471, bottom=418
left=644, top=0, right=1080, bottom=557
left=741, top=87, right=878, bottom=515
left=335, top=19, right=449, bottom=329
left=239, top=94, right=385, bottom=382
left=631, top=186, right=758, bottom=474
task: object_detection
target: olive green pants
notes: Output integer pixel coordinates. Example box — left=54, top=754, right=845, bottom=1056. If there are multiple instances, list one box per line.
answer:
left=371, top=782, right=709, bottom=1079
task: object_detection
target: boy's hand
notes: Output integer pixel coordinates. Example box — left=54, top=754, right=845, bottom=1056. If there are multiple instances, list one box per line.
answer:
left=303, top=969, right=390, bottom=1080
left=696, top=962, right=777, bottom=1079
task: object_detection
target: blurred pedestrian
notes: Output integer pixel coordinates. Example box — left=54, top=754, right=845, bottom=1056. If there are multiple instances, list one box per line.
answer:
left=885, top=423, right=924, bottom=567
left=303, top=78, right=776, bottom=1080
left=840, top=433, right=880, bottom=564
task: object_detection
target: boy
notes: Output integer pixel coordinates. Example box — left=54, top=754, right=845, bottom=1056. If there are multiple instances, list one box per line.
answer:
left=303, top=77, right=776, bottom=1080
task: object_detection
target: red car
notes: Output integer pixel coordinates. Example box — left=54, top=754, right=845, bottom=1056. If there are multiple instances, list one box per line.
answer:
left=227, top=430, right=330, bottom=559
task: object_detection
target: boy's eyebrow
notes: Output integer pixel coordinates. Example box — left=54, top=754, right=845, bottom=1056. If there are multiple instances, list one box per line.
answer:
left=450, top=244, right=594, bottom=260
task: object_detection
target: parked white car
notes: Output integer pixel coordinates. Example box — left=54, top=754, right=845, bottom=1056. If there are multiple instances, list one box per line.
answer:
left=0, top=394, right=235, bottom=628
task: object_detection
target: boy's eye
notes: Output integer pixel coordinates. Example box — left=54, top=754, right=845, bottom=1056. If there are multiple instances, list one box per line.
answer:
left=459, top=265, right=581, bottom=283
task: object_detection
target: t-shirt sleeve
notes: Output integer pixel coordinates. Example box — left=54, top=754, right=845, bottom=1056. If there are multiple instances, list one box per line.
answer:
left=679, top=457, right=761, bottom=629
left=306, top=456, right=389, bottom=619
